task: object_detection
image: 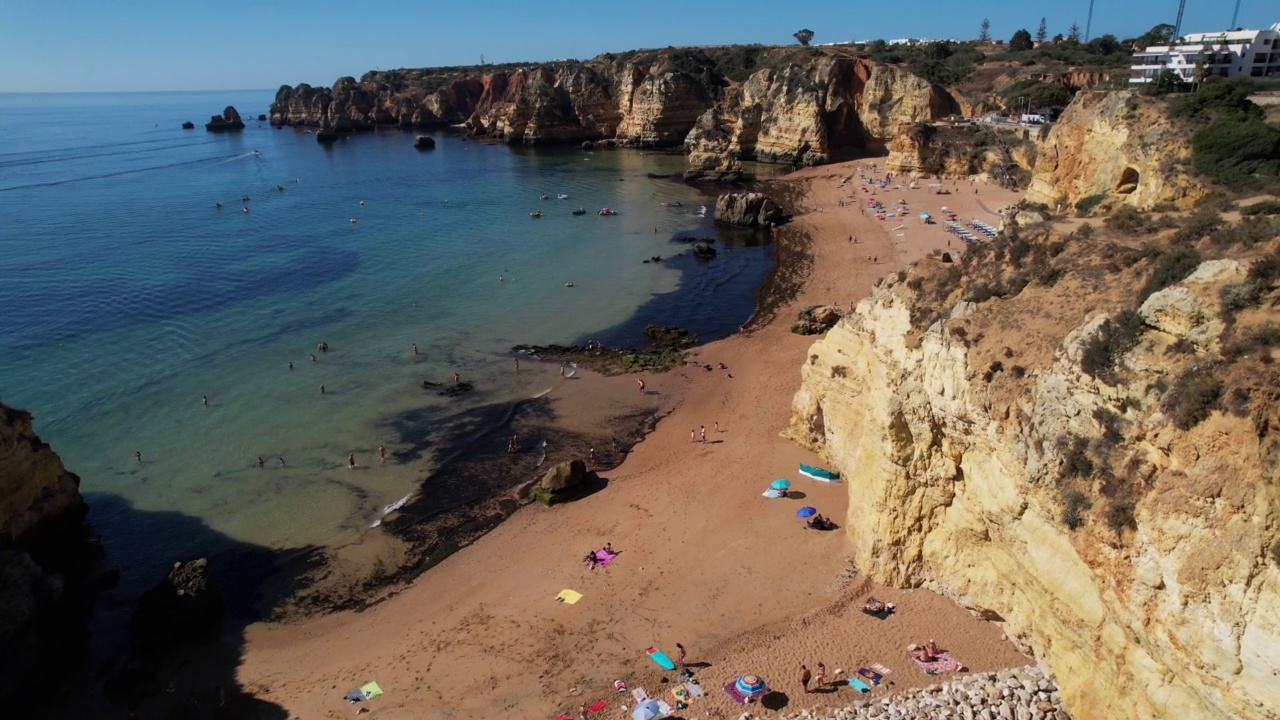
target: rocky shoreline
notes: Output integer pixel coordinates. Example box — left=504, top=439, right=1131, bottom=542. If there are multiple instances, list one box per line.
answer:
left=747, top=666, right=1070, bottom=720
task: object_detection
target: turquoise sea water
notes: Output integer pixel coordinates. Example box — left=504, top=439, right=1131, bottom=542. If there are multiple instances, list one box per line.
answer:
left=0, top=90, right=771, bottom=589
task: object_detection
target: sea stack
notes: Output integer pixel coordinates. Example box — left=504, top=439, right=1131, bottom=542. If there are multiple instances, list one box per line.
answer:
left=205, top=106, right=246, bottom=132
left=413, top=135, right=436, bottom=150
left=181, top=121, right=195, bottom=129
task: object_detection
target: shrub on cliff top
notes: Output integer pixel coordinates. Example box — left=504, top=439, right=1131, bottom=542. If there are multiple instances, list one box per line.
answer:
left=1172, top=78, right=1264, bottom=123
left=1060, top=489, right=1091, bottom=530
left=1192, top=119, right=1280, bottom=191
left=1074, top=193, right=1106, bottom=216
left=1162, top=363, right=1223, bottom=430
left=1242, top=200, right=1280, bottom=216
left=1081, top=309, right=1147, bottom=382
left=1139, top=246, right=1203, bottom=302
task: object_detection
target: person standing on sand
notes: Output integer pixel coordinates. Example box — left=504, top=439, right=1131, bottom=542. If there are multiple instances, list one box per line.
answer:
left=690, top=429, right=695, bottom=443
left=588, top=448, right=597, bottom=465
left=700, top=425, right=706, bottom=443
left=637, top=378, right=645, bottom=393
left=676, top=643, right=687, bottom=672
left=578, top=704, right=588, bottom=720
left=347, top=453, right=355, bottom=468
left=815, top=662, right=827, bottom=689
left=560, top=364, right=566, bottom=377
left=514, top=357, right=520, bottom=372
left=801, top=665, right=812, bottom=693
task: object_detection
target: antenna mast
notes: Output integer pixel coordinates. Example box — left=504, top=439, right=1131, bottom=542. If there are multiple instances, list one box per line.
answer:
left=1173, top=0, right=1188, bottom=40
left=1085, top=0, right=1096, bottom=41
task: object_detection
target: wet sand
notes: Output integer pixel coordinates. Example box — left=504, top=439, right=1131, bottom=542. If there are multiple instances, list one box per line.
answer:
left=232, top=161, right=1027, bottom=718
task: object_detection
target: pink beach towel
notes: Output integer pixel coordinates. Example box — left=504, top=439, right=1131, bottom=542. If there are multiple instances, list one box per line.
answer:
left=593, top=549, right=619, bottom=567
left=910, top=651, right=960, bottom=676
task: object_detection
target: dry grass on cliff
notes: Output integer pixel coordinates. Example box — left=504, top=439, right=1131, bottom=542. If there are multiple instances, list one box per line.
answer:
left=896, top=206, right=1280, bottom=539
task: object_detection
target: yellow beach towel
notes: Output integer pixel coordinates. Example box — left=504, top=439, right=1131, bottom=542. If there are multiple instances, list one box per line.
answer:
left=360, top=682, right=383, bottom=699
left=556, top=589, right=583, bottom=605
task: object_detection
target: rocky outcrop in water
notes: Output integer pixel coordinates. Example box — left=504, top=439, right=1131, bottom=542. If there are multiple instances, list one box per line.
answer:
left=414, top=135, right=436, bottom=150
left=788, top=226, right=1280, bottom=719
left=0, top=403, right=98, bottom=710
left=205, top=106, right=245, bottom=132
left=715, top=191, right=783, bottom=227
left=269, top=48, right=959, bottom=168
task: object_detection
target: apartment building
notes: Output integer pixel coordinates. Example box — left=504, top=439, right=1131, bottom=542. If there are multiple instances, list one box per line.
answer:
left=1130, top=22, right=1280, bottom=83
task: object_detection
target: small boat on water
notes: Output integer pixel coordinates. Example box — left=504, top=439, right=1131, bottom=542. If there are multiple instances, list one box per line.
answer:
left=572, top=208, right=587, bottom=216
left=530, top=210, right=543, bottom=218
left=599, top=207, right=618, bottom=216
left=799, top=463, right=841, bottom=482
left=557, top=193, right=570, bottom=199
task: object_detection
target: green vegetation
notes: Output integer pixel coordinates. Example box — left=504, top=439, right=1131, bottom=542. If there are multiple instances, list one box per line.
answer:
left=1009, top=29, right=1033, bottom=52
left=1192, top=120, right=1280, bottom=191
left=1162, top=364, right=1223, bottom=430
left=1139, top=247, right=1202, bottom=300
left=793, top=29, right=814, bottom=46
left=1074, top=193, right=1106, bottom=216
left=1002, top=79, right=1074, bottom=111
left=1146, top=69, right=1190, bottom=96
left=1081, top=309, right=1147, bottom=383
left=1061, top=489, right=1090, bottom=529
left=866, top=40, right=986, bottom=87
left=1242, top=200, right=1280, bottom=216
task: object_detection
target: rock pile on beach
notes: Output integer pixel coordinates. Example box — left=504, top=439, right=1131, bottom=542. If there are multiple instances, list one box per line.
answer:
left=740, top=666, right=1071, bottom=720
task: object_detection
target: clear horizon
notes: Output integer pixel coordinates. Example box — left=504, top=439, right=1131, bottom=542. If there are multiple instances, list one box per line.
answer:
left=2, top=0, right=1274, bottom=93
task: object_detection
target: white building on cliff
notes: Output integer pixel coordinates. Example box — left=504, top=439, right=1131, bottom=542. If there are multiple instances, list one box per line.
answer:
left=1129, top=23, right=1280, bottom=83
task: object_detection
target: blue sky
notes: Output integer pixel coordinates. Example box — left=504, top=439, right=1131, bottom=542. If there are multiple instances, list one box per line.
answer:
left=1, top=0, right=1273, bottom=92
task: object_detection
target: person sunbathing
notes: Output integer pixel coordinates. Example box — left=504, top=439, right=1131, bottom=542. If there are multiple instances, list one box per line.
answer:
left=583, top=551, right=600, bottom=569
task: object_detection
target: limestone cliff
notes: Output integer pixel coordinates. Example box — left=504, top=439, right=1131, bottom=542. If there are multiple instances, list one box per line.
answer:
left=1025, top=90, right=1205, bottom=212
left=788, top=225, right=1280, bottom=719
left=0, top=403, right=96, bottom=709
left=270, top=48, right=957, bottom=167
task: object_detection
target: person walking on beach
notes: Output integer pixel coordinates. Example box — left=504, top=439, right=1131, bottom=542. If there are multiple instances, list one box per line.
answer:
left=699, top=425, right=706, bottom=443
left=347, top=453, right=356, bottom=468
left=636, top=378, right=645, bottom=393
left=714, top=421, right=720, bottom=433
left=690, top=429, right=695, bottom=443
left=588, top=447, right=597, bottom=466
left=801, top=665, right=812, bottom=693
left=815, top=662, right=827, bottom=689
left=676, top=643, right=687, bottom=672
left=560, top=364, right=566, bottom=377
left=378, top=445, right=386, bottom=462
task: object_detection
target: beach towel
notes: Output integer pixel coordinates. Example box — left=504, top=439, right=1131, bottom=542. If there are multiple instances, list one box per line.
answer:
left=762, top=488, right=784, bottom=498
left=910, top=651, right=960, bottom=675
left=671, top=686, right=689, bottom=703
left=857, top=667, right=883, bottom=684
left=555, top=589, right=583, bottom=605
left=344, top=688, right=367, bottom=703
left=848, top=678, right=871, bottom=693
left=870, top=663, right=892, bottom=676
left=683, top=682, right=704, bottom=698
left=631, top=687, right=649, bottom=703
left=588, top=700, right=608, bottom=712
left=360, top=682, right=383, bottom=699
left=593, top=549, right=619, bottom=567
left=656, top=700, right=674, bottom=716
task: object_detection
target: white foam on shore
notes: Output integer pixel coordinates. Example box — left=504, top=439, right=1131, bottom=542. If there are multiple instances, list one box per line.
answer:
left=532, top=387, right=552, bottom=398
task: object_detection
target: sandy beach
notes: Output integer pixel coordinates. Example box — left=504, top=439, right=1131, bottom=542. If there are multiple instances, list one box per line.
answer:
left=230, top=160, right=1027, bottom=719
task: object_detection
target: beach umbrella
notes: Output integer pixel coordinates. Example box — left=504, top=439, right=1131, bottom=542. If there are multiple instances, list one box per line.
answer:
left=735, top=674, right=768, bottom=698
left=632, top=699, right=662, bottom=720
left=796, top=506, right=817, bottom=518
left=770, top=478, right=791, bottom=490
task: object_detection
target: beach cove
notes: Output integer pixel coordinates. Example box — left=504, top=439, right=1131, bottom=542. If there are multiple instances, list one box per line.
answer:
left=225, top=162, right=1031, bottom=719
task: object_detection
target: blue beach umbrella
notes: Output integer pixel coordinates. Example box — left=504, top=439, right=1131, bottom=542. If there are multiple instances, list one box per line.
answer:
left=735, top=674, right=768, bottom=698
left=632, top=698, right=662, bottom=720
left=770, top=478, right=791, bottom=490
left=796, top=506, right=817, bottom=518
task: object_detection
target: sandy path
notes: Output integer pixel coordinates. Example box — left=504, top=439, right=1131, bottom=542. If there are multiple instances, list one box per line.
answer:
left=235, top=162, right=1026, bottom=719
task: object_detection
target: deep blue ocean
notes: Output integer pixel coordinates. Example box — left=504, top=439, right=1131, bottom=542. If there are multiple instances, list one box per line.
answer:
left=0, top=90, right=772, bottom=590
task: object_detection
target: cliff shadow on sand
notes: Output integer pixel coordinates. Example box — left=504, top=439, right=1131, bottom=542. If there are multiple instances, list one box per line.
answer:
left=60, top=495, right=316, bottom=720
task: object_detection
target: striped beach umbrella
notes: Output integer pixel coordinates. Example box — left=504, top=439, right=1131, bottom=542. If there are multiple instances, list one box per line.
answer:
left=735, top=674, right=767, bottom=698
left=770, top=478, right=791, bottom=490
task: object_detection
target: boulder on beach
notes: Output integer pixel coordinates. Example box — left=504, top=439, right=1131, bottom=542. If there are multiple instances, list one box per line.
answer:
left=791, top=304, right=844, bottom=335
left=714, top=191, right=783, bottom=227
left=414, top=135, right=436, bottom=150
left=538, top=460, right=587, bottom=493
left=129, top=558, right=225, bottom=656
left=692, top=241, right=717, bottom=258
left=204, top=106, right=245, bottom=132
left=181, top=121, right=195, bottom=129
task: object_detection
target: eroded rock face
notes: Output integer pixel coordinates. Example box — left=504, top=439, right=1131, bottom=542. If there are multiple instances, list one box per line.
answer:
left=1025, top=90, right=1204, bottom=212
left=269, top=51, right=957, bottom=168
left=714, top=192, right=783, bottom=227
left=787, top=267, right=1280, bottom=719
left=0, top=403, right=96, bottom=709
left=538, top=460, right=587, bottom=493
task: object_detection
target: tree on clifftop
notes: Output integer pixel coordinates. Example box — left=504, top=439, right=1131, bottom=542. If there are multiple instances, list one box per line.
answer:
left=794, top=28, right=814, bottom=46
left=1009, top=29, right=1033, bottom=52
left=1067, top=22, right=1082, bottom=42
left=979, top=19, right=991, bottom=42
left=1036, top=18, right=1048, bottom=43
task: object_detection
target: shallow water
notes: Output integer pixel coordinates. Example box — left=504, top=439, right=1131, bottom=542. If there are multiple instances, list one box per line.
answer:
left=0, top=90, right=771, bottom=590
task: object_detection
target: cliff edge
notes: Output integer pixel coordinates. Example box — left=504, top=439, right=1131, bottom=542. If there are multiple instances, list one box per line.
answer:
left=789, top=218, right=1280, bottom=719
left=0, top=402, right=97, bottom=709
